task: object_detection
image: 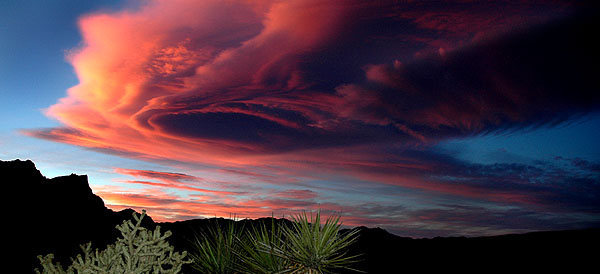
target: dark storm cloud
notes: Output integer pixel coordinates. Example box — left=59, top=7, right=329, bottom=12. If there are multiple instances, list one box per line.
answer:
left=134, top=2, right=599, bottom=152
left=334, top=8, right=600, bottom=143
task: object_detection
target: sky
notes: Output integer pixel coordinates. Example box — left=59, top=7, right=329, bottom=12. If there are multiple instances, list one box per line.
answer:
left=1, top=0, right=599, bottom=238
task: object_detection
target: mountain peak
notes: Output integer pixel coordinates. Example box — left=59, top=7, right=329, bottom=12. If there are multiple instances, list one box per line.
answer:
left=0, top=159, right=149, bottom=271
left=1, top=158, right=44, bottom=181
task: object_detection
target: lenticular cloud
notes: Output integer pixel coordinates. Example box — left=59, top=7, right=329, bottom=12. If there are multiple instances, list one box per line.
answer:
left=40, top=0, right=357, bottom=163
left=21, top=0, right=600, bottom=233
left=29, top=0, right=596, bottom=166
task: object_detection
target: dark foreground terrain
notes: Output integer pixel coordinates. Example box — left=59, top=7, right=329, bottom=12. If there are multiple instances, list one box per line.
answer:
left=3, top=159, right=598, bottom=273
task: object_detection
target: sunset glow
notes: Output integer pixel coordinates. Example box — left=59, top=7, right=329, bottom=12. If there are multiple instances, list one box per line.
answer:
left=2, top=0, right=599, bottom=237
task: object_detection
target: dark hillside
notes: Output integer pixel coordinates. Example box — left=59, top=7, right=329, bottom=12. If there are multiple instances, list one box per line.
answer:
left=3, top=159, right=597, bottom=273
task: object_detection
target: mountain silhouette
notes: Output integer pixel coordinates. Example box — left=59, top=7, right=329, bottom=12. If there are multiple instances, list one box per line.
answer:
left=3, top=159, right=155, bottom=272
left=3, top=159, right=597, bottom=273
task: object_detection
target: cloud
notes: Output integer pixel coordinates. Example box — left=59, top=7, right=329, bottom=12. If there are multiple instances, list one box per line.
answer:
left=93, top=185, right=359, bottom=224
left=388, top=204, right=600, bottom=237
left=96, top=181, right=600, bottom=237
left=113, top=168, right=245, bottom=196
left=114, top=167, right=197, bottom=183
left=103, top=145, right=600, bottom=232
left=255, top=144, right=600, bottom=215
left=26, top=0, right=593, bottom=160
left=119, top=180, right=243, bottom=196
left=336, top=15, right=600, bottom=141
left=22, top=0, right=600, bottom=235
left=273, top=189, right=318, bottom=200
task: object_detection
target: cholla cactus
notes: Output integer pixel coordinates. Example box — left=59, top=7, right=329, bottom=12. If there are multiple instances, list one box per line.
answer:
left=36, top=210, right=191, bottom=273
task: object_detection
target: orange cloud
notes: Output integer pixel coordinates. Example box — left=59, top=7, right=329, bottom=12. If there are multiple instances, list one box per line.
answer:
left=33, top=0, right=350, bottom=166
left=23, top=0, right=599, bottom=235
left=114, top=168, right=197, bottom=182
left=28, top=0, right=580, bottom=170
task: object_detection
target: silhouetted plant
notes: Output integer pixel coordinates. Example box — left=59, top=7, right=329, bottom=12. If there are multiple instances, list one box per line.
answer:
left=237, top=218, right=291, bottom=273
left=188, top=211, right=362, bottom=274
left=189, top=221, right=244, bottom=273
left=275, top=211, right=362, bottom=274
left=35, top=210, right=190, bottom=273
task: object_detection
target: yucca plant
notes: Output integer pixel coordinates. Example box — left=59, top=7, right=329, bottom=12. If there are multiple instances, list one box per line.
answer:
left=188, top=220, right=244, bottom=273
left=187, top=211, right=362, bottom=274
left=237, top=218, right=292, bottom=273
left=276, top=211, right=362, bottom=274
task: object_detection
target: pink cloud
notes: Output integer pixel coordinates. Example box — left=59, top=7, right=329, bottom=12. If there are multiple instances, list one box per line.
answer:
left=22, top=0, right=597, bottom=232
left=29, top=0, right=579, bottom=163
left=274, top=189, right=318, bottom=200
left=114, top=168, right=197, bottom=183
left=31, top=0, right=360, bottom=164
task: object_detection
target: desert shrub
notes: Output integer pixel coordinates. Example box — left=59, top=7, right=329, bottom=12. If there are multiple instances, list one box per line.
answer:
left=35, top=210, right=190, bottom=273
